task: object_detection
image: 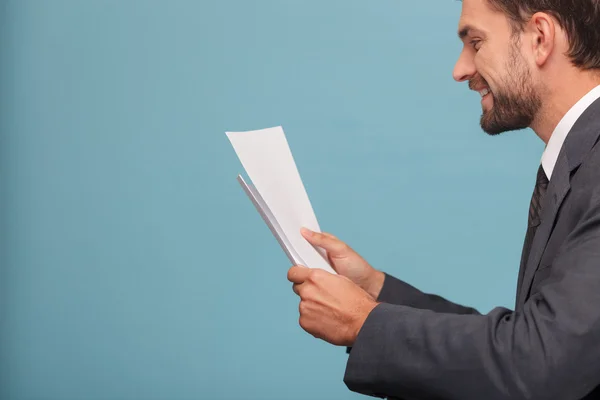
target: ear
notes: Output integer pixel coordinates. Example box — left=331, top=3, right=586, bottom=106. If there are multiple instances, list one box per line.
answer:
left=527, top=12, right=556, bottom=67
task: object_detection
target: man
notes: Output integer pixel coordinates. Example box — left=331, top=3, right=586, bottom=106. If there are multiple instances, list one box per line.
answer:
left=287, top=0, right=600, bottom=399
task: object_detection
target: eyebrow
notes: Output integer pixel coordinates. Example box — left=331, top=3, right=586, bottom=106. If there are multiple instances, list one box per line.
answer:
left=458, top=25, right=485, bottom=39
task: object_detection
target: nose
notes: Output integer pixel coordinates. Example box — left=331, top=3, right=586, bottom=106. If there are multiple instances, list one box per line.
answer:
left=452, top=48, right=476, bottom=82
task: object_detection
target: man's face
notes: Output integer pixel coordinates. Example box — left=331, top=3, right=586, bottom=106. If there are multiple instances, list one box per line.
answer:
left=453, top=0, right=542, bottom=135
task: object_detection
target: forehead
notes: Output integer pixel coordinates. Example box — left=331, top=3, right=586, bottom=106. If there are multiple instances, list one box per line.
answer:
left=458, top=0, right=510, bottom=38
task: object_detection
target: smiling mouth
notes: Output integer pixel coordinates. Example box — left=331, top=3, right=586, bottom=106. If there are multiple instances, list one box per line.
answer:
left=479, top=88, right=490, bottom=97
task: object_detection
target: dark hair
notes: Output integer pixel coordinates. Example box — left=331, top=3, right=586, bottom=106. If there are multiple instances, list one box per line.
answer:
left=486, top=0, right=600, bottom=70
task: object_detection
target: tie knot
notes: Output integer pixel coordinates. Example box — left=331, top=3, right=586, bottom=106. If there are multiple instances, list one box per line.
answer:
left=537, top=165, right=549, bottom=187
left=529, top=164, right=549, bottom=227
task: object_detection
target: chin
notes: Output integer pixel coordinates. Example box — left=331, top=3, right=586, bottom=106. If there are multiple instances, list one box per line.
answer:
left=480, top=118, right=531, bottom=135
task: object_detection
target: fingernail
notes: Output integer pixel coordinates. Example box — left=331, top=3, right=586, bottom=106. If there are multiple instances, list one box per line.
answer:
left=301, top=227, right=312, bottom=236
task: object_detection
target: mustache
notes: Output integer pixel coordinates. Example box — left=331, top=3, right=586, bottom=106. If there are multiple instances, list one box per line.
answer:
left=469, top=75, right=489, bottom=90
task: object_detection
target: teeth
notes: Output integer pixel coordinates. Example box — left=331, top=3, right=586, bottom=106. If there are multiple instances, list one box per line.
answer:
left=479, top=88, right=490, bottom=97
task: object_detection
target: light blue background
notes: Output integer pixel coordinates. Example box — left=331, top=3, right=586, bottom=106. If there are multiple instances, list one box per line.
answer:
left=0, top=1, right=543, bottom=399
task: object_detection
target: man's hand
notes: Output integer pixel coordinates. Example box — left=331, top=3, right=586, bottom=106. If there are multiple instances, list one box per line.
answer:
left=301, top=227, right=385, bottom=299
left=287, top=265, right=379, bottom=347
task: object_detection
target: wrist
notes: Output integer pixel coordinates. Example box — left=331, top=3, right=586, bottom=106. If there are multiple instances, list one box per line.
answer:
left=364, top=269, right=385, bottom=300
left=349, top=298, right=379, bottom=346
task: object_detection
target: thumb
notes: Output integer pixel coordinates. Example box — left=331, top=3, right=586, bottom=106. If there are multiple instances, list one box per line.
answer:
left=300, top=227, right=348, bottom=258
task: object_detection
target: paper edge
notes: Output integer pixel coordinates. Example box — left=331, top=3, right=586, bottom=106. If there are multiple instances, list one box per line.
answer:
left=237, top=174, right=306, bottom=266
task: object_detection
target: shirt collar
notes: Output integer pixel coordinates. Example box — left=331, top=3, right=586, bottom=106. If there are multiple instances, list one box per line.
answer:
left=541, top=84, right=600, bottom=179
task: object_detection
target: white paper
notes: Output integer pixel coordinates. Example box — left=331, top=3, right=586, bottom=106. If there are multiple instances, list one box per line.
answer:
left=226, top=126, right=335, bottom=274
left=236, top=174, right=305, bottom=266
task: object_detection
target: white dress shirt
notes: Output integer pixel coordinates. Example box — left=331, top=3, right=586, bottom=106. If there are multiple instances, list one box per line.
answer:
left=541, top=84, right=600, bottom=180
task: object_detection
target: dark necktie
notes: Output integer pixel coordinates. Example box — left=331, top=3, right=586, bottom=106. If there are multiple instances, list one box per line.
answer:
left=517, top=164, right=549, bottom=304
left=528, top=164, right=549, bottom=227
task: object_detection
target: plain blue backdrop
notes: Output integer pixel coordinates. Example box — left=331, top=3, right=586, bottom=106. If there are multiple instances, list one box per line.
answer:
left=1, top=0, right=544, bottom=399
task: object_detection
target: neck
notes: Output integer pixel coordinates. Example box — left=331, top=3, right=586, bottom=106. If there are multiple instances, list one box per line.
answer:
left=530, top=70, right=600, bottom=144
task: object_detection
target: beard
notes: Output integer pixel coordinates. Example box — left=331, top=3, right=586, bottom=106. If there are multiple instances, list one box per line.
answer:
left=471, top=43, right=542, bottom=135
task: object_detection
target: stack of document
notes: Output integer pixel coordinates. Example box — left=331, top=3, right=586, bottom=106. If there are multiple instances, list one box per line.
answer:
left=226, top=126, right=336, bottom=274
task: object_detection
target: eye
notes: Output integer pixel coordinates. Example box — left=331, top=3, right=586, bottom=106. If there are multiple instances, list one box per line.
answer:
left=470, top=40, right=482, bottom=51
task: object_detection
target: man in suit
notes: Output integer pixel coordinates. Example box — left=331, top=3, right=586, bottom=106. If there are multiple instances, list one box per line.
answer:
left=287, top=0, right=600, bottom=398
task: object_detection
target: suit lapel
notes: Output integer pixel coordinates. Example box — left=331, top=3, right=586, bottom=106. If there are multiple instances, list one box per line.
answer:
left=516, top=154, right=570, bottom=306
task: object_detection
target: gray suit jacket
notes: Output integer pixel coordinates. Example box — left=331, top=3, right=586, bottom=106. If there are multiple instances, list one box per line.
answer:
left=344, top=97, right=600, bottom=400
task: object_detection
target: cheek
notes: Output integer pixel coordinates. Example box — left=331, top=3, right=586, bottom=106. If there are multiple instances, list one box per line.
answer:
left=474, top=53, right=496, bottom=87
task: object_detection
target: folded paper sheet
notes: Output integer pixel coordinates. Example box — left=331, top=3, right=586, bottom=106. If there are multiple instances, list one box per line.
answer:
left=226, top=126, right=335, bottom=274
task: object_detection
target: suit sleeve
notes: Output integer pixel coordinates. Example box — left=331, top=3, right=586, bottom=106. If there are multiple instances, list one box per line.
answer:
left=377, top=272, right=480, bottom=315
left=345, top=273, right=481, bottom=355
left=344, top=199, right=600, bottom=400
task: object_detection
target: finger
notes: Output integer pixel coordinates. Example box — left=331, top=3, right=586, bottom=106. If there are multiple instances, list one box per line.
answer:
left=300, top=228, right=347, bottom=255
left=292, top=282, right=302, bottom=296
left=287, top=265, right=310, bottom=284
